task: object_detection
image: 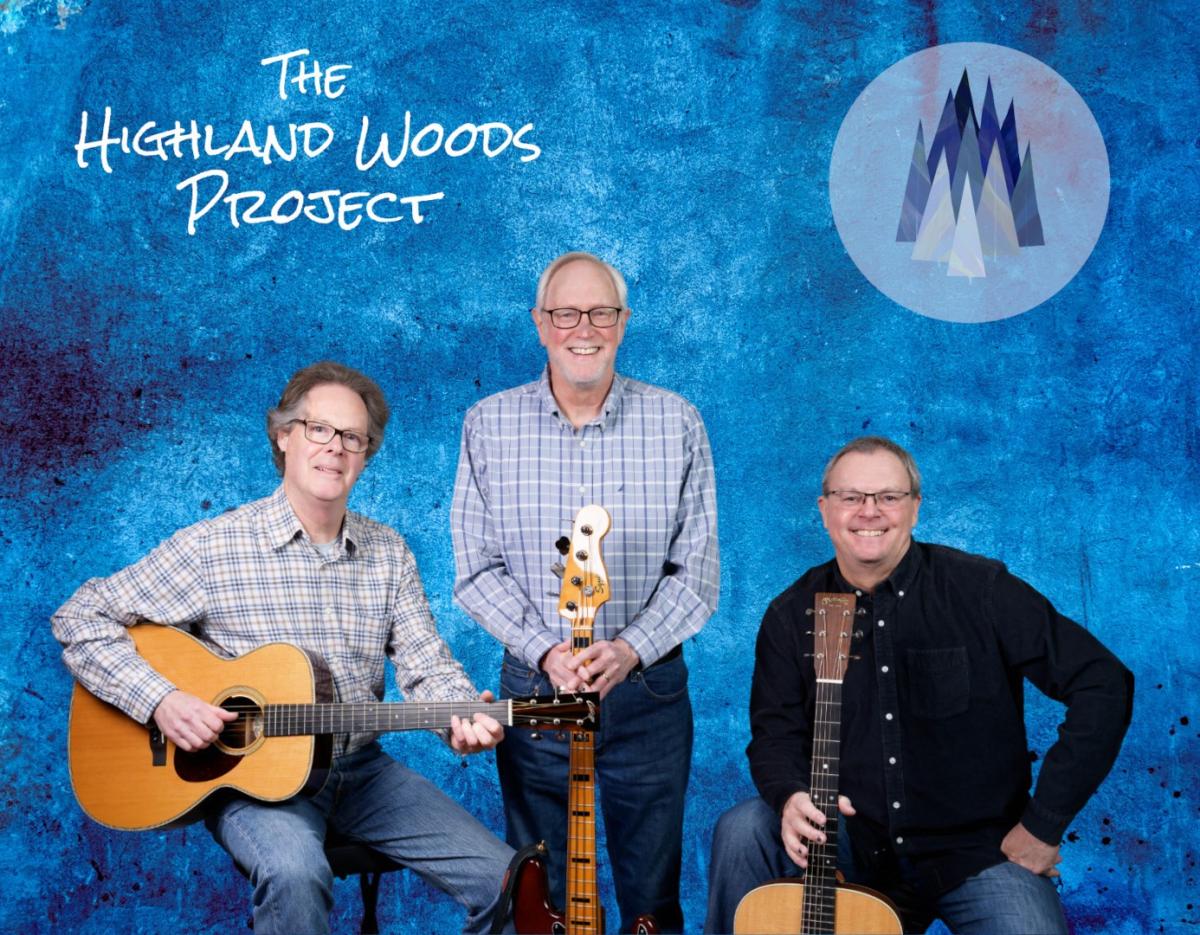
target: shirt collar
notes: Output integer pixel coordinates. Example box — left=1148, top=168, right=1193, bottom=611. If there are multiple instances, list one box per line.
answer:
left=536, top=366, right=627, bottom=429
left=831, top=539, right=921, bottom=597
left=261, top=484, right=358, bottom=557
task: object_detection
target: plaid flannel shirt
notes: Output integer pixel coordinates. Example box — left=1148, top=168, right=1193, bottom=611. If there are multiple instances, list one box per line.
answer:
left=52, top=485, right=478, bottom=756
left=451, top=370, right=719, bottom=668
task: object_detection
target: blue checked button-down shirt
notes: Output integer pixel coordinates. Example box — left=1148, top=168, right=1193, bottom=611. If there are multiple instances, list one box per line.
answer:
left=451, top=369, right=719, bottom=669
left=52, top=485, right=479, bottom=756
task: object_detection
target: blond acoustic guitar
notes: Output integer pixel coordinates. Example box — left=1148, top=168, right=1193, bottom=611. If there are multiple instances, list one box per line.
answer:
left=733, top=593, right=902, bottom=935
left=68, top=624, right=598, bottom=831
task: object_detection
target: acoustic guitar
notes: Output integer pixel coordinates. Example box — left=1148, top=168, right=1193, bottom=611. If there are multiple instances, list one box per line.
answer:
left=507, top=505, right=657, bottom=935
left=733, top=593, right=902, bottom=935
left=68, top=623, right=598, bottom=831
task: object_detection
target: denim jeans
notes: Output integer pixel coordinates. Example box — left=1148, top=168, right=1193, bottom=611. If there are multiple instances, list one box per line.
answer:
left=497, top=649, right=693, bottom=932
left=705, top=797, right=1067, bottom=934
left=206, top=743, right=514, bottom=934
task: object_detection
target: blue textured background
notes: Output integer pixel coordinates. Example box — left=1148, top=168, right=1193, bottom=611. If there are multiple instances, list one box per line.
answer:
left=2, top=1, right=1196, bottom=932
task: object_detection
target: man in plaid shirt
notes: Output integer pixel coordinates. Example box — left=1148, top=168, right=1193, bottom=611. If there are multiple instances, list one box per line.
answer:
left=451, top=252, right=720, bottom=931
left=53, top=361, right=514, bottom=935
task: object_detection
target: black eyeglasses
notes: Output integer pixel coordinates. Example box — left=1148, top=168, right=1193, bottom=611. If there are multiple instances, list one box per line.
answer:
left=291, top=420, right=371, bottom=453
left=825, top=490, right=913, bottom=509
left=540, top=306, right=623, bottom=329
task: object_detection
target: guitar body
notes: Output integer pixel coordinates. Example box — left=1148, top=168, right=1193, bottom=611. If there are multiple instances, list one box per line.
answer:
left=507, top=847, right=658, bottom=935
left=69, top=625, right=599, bottom=833
left=734, top=879, right=902, bottom=934
left=69, top=625, right=329, bottom=830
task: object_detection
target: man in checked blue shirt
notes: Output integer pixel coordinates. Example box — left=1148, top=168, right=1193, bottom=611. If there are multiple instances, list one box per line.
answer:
left=53, top=361, right=514, bottom=935
left=451, top=251, right=720, bottom=931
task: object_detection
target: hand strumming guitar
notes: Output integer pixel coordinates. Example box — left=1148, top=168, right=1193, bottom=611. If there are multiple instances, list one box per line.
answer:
left=153, top=689, right=237, bottom=752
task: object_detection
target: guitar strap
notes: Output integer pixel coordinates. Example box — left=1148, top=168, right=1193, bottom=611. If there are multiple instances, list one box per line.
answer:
left=490, top=841, right=547, bottom=934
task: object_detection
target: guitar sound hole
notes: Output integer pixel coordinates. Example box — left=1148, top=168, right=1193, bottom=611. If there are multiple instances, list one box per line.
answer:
left=218, top=694, right=263, bottom=751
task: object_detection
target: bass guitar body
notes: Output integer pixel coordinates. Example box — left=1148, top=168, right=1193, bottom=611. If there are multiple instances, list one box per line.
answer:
left=733, top=879, right=902, bottom=934
left=505, top=845, right=658, bottom=935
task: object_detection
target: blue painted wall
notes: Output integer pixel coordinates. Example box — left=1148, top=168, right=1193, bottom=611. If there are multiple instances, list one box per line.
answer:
left=1, top=1, right=1195, bottom=931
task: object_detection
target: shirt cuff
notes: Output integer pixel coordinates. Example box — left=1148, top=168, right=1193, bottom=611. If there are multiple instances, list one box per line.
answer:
left=520, top=630, right=562, bottom=673
left=1020, top=798, right=1072, bottom=846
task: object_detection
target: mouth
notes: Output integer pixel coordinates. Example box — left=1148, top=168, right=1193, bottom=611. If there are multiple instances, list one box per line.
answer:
left=851, top=529, right=886, bottom=537
left=568, top=347, right=600, bottom=356
left=314, top=465, right=342, bottom=476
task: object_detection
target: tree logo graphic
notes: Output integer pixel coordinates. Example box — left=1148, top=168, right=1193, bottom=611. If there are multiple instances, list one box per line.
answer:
left=830, top=43, right=1108, bottom=322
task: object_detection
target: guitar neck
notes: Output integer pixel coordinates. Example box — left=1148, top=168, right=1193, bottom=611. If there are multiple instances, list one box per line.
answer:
left=262, top=700, right=511, bottom=736
left=803, top=678, right=843, bottom=932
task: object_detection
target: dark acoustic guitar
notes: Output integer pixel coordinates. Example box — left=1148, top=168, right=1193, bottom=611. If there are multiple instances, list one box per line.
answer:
left=733, top=593, right=902, bottom=935
left=68, top=623, right=598, bottom=831
left=507, top=505, right=657, bottom=935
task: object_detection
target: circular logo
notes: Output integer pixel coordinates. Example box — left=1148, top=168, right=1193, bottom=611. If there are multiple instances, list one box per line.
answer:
left=829, top=42, right=1109, bottom=322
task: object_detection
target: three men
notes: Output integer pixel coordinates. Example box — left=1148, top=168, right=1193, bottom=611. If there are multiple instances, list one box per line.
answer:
left=52, top=362, right=514, bottom=935
left=451, top=251, right=720, bottom=931
left=706, top=436, right=1132, bottom=934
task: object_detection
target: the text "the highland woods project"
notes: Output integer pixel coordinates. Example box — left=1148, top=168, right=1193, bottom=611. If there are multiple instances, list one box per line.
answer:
left=73, top=49, right=543, bottom=235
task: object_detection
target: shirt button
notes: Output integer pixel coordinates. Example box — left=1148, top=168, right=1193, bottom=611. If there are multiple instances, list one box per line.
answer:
left=893, top=801, right=901, bottom=809
left=898, top=590, right=905, bottom=598
left=885, top=712, right=893, bottom=721
left=855, top=589, right=862, bottom=597
left=888, top=757, right=897, bottom=765
left=580, top=440, right=587, bottom=447
left=877, top=619, right=885, bottom=628
left=578, top=485, right=586, bottom=494
left=881, top=665, right=889, bottom=673
left=896, top=836, right=904, bottom=844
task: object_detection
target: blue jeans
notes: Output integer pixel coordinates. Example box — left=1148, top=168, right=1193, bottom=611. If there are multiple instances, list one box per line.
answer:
left=206, top=743, right=514, bottom=935
left=497, top=649, right=693, bottom=932
left=705, top=797, right=1067, bottom=935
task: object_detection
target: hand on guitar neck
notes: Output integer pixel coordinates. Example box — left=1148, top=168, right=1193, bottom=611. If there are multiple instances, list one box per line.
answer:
left=540, top=637, right=640, bottom=700
left=781, top=788, right=857, bottom=868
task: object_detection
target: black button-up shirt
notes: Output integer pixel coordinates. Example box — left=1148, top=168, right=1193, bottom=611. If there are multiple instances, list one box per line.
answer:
left=747, top=541, right=1132, bottom=898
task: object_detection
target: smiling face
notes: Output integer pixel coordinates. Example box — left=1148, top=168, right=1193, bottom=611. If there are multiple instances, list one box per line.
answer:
left=276, top=382, right=369, bottom=521
left=532, top=257, right=629, bottom=398
left=818, top=449, right=920, bottom=590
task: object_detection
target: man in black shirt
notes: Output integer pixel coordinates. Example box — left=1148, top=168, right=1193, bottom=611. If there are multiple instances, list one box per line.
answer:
left=704, top=436, right=1132, bottom=934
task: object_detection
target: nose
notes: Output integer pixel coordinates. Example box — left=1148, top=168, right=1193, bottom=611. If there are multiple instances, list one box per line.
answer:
left=857, top=493, right=882, bottom=515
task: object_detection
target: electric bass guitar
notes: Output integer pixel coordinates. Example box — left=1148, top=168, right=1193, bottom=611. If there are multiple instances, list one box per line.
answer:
left=507, top=505, right=657, bottom=935
left=733, top=593, right=902, bottom=935
left=68, top=623, right=599, bottom=831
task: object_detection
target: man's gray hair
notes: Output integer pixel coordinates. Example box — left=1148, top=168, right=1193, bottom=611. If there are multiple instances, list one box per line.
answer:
left=534, top=251, right=629, bottom=310
left=265, top=361, right=390, bottom=475
left=821, top=436, right=922, bottom=497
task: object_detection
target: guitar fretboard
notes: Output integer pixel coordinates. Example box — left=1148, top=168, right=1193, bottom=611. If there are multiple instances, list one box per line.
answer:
left=802, top=679, right=842, bottom=934
left=261, top=701, right=511, bottom=736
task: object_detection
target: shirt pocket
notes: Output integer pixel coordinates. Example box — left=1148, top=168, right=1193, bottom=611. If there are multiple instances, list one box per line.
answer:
left=904, top=646, right=970, bottom=718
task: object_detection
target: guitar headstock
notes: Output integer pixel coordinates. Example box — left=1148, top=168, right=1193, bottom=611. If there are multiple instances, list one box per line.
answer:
left=812, top=592, right=856, bottom=682
left=557, top=505, right=612, bottom=623
left=510, top=692, right=601, bottom=731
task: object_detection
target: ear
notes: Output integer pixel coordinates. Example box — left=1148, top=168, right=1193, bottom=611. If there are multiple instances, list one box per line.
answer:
left=817, top=495, right=831, bottom=531
left=531, top=306, right=548, bottom=348
left=277, top=426, right=292, bottom=455
left=910, top=494, right=921, bottom=529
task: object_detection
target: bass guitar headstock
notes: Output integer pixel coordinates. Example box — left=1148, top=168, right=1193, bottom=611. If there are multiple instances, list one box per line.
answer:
left=557, top=505, right=612, bottom=626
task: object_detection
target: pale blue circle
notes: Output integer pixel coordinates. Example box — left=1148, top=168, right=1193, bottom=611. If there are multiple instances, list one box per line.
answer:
left=829, top=43, right=1109, bottom=323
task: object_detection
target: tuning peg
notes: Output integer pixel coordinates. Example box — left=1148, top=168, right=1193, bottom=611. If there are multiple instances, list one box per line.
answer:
left=853, top=629, right=864, bottom=639
left=529, top=731, right=543, bottom=741
left=805, top=608, right=815, bottom=616
left=551, top=562, right=565, bottom=578
left=856, top=607, right=867, bottom=616
left=555, top=536, right=570, bottom=556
